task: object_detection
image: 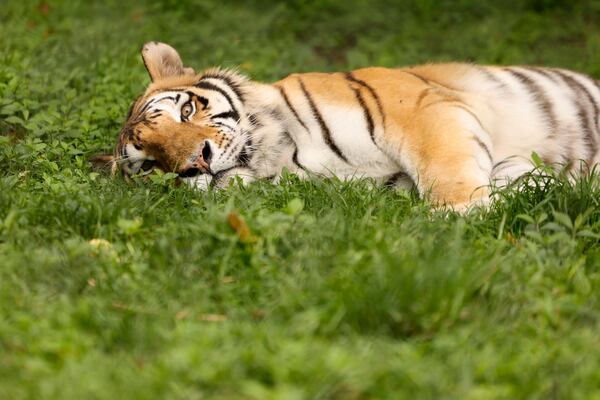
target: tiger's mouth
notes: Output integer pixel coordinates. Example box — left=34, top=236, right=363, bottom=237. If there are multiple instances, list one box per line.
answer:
left=178, top=139, right=252, bottom=189
left=177, top=141, right=213, bottom=178
left=179, top=165, right=233, bottom=190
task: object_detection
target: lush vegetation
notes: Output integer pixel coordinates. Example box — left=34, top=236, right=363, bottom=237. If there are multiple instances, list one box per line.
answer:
left=3, top=1, right=600, bottom=398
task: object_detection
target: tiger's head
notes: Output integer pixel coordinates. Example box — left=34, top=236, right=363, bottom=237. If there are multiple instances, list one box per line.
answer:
left=94, top=42, right=252, bottom=189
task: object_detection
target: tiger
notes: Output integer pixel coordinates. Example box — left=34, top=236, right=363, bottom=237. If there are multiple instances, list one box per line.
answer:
left=96, top=41, right=600, bottom=211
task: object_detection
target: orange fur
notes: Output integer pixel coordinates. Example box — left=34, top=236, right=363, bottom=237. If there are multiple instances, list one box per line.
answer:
left=276, top=67, right=489, bottom=207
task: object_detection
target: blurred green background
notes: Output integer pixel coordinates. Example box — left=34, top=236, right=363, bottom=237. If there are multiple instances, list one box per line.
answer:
left=5, top=0, right=600, bottom=156
left=3, top=1, right=600, bottom=399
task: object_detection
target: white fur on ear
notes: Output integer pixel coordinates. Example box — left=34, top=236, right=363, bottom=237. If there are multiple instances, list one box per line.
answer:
left=141, top=42, right=195, bottom=81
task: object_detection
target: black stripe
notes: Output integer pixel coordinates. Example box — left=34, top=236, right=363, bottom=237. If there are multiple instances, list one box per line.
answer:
left=199, top=73, right=245, bottom=102
left=403, top=69, right=460, bottom=91
left=248, top=114, right=263, bottom=128
left=403, top=70, right=431, bottom=84
left=222, top=139, right=243, bottom=163
left=449, top=104, right=486, bottom=131
left=347, top=83, right=376, bottom=144
left=238, top=136, right=254, bottom=165
left=492, top=158, right=514, bottom=173
left=582, top=76, right=600, bottom=162
left=136, top=94, right=179, bottom=120
left=344, top=72, right=386, bottom=127
left=384, top=172, right=409, bottom=187
left=552, top=69, right=600, bottom=128
left=414, top=88, right=433, bottom=109
left=586, top=77, right=600, bottom=99
left=137, top=97, right=157, bottom=117
left=292, top=146, right=307, bottom=172
left=581, top=76, right=600, bottom=150
left=237, top=145, right=250, bottom=166
left=277, top=86, right=310, bottom=132
left=161, top=95, right=179, bottom=103
left=524, top=67, right=560, bottom=83
left=505, top=68, right=557, bottom=135
left=298, top=78, right=349, bottom=163
left=446, top=103, right=493, bottom=165
left=269, top=108, right=285, bottom=125
left=477, top=66, right=508, bottom=89
left=195, top=80, right=240, bottom=121
left=526, top=67, right=585, bottom=165
left=551, top=69, right=599, bottom=163
left=283, top=131, right=307, bottom=172
left=185, top=90, right=209, bottom=110
left=420, top=98, right=463, bottom=112
left=211, top=111, right=238, bottom=121
left=141, top=118, right=153, bottom=128
left=577, top=109, right=596, bottom=166
left=472, top=136, right=493, bottom=164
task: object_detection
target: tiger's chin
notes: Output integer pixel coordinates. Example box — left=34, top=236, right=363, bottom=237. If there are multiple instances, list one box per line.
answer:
left=181, top=174, right=213, bottom=191
left=181, top=166, right=257, bottom=191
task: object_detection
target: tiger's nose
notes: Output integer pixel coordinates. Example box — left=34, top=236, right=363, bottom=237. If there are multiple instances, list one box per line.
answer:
left=202, top=141, right=213, bottom=164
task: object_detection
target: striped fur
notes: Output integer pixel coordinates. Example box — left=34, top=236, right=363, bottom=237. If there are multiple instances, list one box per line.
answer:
left=110, top=42, right=600, bottom=210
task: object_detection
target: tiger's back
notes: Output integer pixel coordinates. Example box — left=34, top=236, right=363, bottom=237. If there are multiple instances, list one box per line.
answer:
left=280, top=64, right=599, bottom=169
left=273, top=63, right=600, bottom=202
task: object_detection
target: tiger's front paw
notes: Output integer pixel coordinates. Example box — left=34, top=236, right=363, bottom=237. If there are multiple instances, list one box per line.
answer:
left=428, top=184, right=491, bottom=214
left=446, top=195, right=491, bottom=214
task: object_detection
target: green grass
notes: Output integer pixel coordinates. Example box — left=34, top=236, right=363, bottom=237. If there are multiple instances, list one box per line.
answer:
left=3, top=1, right=600, bottom=398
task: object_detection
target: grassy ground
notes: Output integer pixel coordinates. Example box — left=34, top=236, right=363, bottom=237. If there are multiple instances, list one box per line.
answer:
left=3, top=1, right=600, bottom=398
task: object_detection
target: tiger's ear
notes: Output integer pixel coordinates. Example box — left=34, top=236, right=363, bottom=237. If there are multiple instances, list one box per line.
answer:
left=141, top=42, right=195, bottom=82
left=89, top=154, right=117, bottom=174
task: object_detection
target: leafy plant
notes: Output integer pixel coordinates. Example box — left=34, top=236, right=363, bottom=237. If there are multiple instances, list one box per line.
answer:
left=3, top=1, right=600, bottom=399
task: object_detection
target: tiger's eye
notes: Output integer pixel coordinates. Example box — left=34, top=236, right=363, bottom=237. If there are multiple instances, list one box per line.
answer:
left=181, top=102, right=193, bottom=118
